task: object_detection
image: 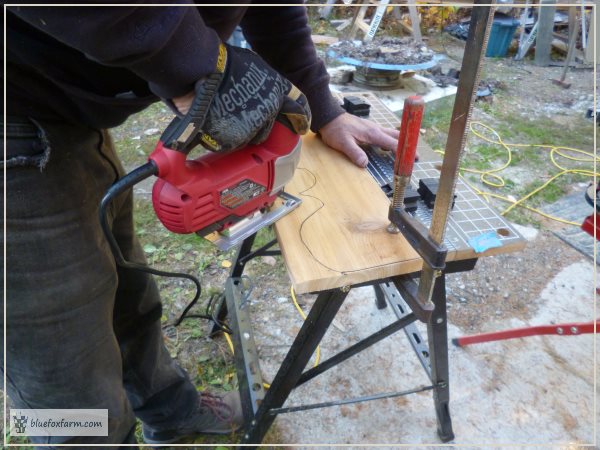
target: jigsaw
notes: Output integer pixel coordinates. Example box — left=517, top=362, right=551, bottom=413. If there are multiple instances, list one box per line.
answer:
left=150, top=119, right=302, bottom=251
left=100, top=87, right=302, bottom=257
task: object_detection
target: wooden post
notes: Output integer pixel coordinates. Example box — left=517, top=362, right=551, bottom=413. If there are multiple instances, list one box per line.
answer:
left=583, top=0, right=596, bottom=63
left=320, top=0, right=338, bottom=19
left=407, top=4, right=423, bottom=42
left=347, top=2, right=369, bottom=40
left=568, top=5, right=577, bottom=44
left=392, top=4, right=422, bottom=41
left=535, top=0, right=557, bottom=66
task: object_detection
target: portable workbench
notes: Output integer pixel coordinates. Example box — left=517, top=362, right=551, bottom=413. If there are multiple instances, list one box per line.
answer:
left=218, top=94, right=526, bottom=445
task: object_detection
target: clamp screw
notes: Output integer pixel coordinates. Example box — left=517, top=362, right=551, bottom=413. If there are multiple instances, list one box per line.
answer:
left=251, top=420, right=257, bottom=426
left=341, top=285, right=352, bottom=293
left=244, top=434, right=250, bottom=439
left=556, top=327, right=564, bottom=335
left=436, top=317, right=444, bottom=324
left=387, top=223, right=400, bottom=234
left=570, top=326, right=578, bottom=334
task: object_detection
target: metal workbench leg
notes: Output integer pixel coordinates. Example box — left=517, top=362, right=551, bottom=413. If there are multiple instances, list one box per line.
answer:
left=231, top=234, right=257, bottom=278
left=428, top=272, right=454, bottom=442
left=240, top=287, right=350, bottom=445
left=210, top=234, right=257, bottom=336
left=373, top=284, right=387, bottom=310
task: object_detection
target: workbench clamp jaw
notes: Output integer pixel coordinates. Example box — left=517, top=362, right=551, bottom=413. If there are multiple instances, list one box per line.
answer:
left=388, top=207, right=448, bottom=271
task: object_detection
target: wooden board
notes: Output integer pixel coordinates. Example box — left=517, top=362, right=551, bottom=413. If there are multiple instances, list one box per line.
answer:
left=311, top=34, right=339, bottom=46
left=274, top=133, right=423, bottom=294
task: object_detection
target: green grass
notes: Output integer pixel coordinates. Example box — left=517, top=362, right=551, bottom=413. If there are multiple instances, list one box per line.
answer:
left=514, top=172, right=589, bottom=208
left=516, top=179, right=564, bottom=207
left=494, top=113, right=594, bottom=152
left=421, top=96, right=454, bottom=133
left=112, top=102, right=172, bottom=168
left=254, top=225, right=277, bottom=248
left=463, top=143, right=508, bottom=170
left=420, top=96, right=455, bottom=151
left=194, top=356, right=236, bottom=391
left=503, top=178, right=517, bottom=190
left=477, top=101, right=493, bottom=114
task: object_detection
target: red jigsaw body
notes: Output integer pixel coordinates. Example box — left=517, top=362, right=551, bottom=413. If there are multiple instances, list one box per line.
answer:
left=149, top=122, right=299, bottom=236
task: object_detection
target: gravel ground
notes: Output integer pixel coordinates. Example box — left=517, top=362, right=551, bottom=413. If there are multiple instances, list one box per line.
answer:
left=445, top=227, right=588, bottom=333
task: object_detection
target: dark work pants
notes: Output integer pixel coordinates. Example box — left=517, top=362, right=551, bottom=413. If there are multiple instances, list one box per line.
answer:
left=1, top=119, right=198, bottom=447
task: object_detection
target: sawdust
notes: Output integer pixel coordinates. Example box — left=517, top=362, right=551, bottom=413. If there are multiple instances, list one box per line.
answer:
left=331, top=37, right=435, bottom=65
left=392, top=396, right=409, bottom=407
left=340, top=405, right=359, bottom=419
left=542, top=340, right=592, bottom=384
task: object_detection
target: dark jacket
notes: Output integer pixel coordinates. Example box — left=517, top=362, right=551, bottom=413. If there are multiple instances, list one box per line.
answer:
left=6, top=2, right=344, bottom=132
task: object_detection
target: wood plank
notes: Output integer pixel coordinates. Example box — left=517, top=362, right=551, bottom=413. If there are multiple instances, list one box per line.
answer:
left=584, top=0, right=596, bottom=63
left=535, top=0, right=558, bottom=66
left=407, top=4, right=422, bottom=42
left=274, top=133, right=423, bottom=294
left=311, top=35, right=340, bottom=46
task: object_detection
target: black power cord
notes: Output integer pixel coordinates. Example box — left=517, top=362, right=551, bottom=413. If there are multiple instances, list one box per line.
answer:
left=173, top=291, right=232, bottom=334
left=99, top=161, right=231, bottom=334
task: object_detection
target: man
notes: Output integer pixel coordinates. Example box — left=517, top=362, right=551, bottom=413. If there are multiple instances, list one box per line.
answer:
left=3, top=3, right=400, bottom=446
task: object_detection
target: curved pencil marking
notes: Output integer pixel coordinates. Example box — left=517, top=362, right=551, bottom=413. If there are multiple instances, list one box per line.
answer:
left=295, top=167, right=409, bottom=275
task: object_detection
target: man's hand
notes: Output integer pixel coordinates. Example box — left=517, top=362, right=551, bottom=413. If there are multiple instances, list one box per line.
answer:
left=172, top=91, right=196, bottom=115
left=318, top=113, right=401, bottom=168
left=171, top=43, right=310, bottom=153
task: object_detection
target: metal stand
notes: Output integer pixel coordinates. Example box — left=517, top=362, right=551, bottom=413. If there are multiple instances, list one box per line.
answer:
left=216, top=234, right=478, bottom=446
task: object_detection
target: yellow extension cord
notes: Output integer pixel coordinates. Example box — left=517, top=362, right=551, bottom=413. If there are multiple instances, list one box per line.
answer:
left=435, top=121, right=598, bottom=226
left=223, top=285, right=320, bottom=390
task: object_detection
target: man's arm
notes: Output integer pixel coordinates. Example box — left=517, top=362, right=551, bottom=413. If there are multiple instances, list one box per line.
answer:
left=240, top=4, right=400, bottom=167
left=8, top=3, right=219, bottom=99
left=9, top=4, right=310, bottom=152
left=240, top=4, right=341, bottom=133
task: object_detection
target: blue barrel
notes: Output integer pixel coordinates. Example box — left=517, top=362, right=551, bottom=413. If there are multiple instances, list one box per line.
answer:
left=486, top=15, right=521, bottom=57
